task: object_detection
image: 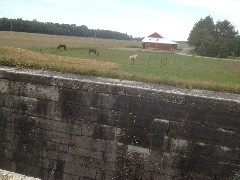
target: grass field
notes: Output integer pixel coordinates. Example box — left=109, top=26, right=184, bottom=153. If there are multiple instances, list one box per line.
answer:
left=0, top=31, right=240, bottom=94
left=0, top=31, right=141, bottom=48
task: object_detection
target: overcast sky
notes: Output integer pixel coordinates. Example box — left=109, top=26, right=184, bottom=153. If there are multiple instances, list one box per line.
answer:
left=0, top=0, right=240, bottom=41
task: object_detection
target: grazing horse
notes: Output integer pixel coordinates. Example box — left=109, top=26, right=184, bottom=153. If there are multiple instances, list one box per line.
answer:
left=129, top=54, right=139, bottom=64
left=89, top=48, right=97, bottom=55
left=57, top=44, right=66, bottom=51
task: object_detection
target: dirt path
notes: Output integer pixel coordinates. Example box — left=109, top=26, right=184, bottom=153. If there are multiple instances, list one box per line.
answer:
left=177, top=48, right=240, bottom=62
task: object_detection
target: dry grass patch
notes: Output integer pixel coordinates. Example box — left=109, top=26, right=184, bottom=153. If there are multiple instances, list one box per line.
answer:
left=0, top=46, right=118, bottom=71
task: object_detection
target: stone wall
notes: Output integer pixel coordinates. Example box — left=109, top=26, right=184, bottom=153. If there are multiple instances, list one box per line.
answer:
left=0, top=66, right=239, bottom=180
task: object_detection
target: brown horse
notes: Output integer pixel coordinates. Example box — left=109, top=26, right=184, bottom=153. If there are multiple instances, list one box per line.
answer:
left=89, top=48, right=97, bottom=55
left=57, top=44, right=66, bottom=51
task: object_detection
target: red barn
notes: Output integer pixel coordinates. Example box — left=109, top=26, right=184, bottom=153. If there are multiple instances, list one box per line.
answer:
left=142, top=32, right=177, bottom=51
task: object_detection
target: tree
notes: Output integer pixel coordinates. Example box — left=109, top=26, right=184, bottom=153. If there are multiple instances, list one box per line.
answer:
left=234, top=35, right=240, bottom=57
left=0, top=17, right=132, bottom=41
left=217, top=40, right=229, bottom=58
left=188, top=16, right=239, bottom=58
left=215, top=20, right=238, bottom=39
left=203, top=35, right=217, bottom=57
left=197, top=43, right=207, bottom=56
left=215, top=20, right=238, bottom=57
left=188, top=16, right=215, bottom=49
left=0, top=18, right=11, bottom=31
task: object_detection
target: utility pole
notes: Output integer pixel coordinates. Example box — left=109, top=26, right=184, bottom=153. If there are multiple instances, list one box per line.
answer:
left=10, top=22, right=13, bottom=31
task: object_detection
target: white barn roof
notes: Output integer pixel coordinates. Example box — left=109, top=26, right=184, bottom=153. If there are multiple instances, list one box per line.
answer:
left=142, top=37, right=177, bottom=45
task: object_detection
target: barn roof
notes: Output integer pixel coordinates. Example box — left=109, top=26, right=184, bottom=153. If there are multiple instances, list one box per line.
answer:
left=142, top=32, right=177, bottom=45
left=148, top=32, right=163, bottom=38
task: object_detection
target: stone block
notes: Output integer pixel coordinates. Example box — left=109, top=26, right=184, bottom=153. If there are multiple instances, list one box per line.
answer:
left=83, top=166, right=97, bottom=179
left=185, top=105, right=206, bottom=124
left=92, top=124, right=115, bottom=141
left=60, top=88, right=88, bottom=105
left=187, top=89, right=240, bottom=112
left=63, top=162, right=85, bottom=176
left=163, top=137, right=189, bottom=154
left=168, top=122, right=219, bottom=145
left=6, top=81, right=59, bottom=101
left=69, top=146, right=103, bottom=160
left=2, top=94, right=61, bottom=118
left=71, top=135, right=97, bottom=150
left=0, top=79, right=9, bottom=94
left=112, top=95, right=132, bottom=112
left=205, top=109, right=240, bottom=131
left=0, top=94, right=5, bottom=106
left=168, top=121, right=240, bottom=149
left=150, top=119, right=170, bottom=150
left=89, top=92, right=116, bottom=110
left=128, top=96, right=162, bottom=116
left=174, top=153, right=240, bottom=179
left=46, top=141, right=69, bottom=153
left=115, top=80, right=187, bottom=104
left=60, top=103, right=95, bottom=122
left=159, top=102, right=189, bottom=122
left=0, top=69, right=53, bottom=86
left=63, top=173, right=79, bottom=180
left=118, top=125, right=151, bottom=148
left=45, top=130, right=72, bottom=145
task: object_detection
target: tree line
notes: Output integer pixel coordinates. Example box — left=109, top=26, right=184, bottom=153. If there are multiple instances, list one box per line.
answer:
left=188, top=16, right=240, bottom=58
left=0, top=17, right=134, bottom=40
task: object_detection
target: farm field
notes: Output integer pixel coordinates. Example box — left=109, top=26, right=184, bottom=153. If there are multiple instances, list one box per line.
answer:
left=0, top=31, right=141, bottom=48
left=0, top=31, right=240, bottom=94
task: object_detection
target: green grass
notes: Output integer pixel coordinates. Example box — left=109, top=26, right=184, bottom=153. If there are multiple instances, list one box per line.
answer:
left=0, top=31, right=239, bottom=94
left=28, top=47, right=240, bottom=94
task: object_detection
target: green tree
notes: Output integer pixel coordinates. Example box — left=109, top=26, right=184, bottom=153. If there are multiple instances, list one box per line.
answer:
left=234, top=35, right=240, bottom=57
left=0, top=17, right=132, bottom=40
left=215, top=20, right=238, bottom=39
left=197, top=43, right=207, bottom=56
left=188, top=16, right=239, bottom=58
left=203, top=35, right=217, bottom=57
left=0, top=18, right=11, bottom=30
left=188, top=16, right=215, bottom=49
left=217, top=40, right=229, bottom=58
left=215, top=20, right=238, bottom=57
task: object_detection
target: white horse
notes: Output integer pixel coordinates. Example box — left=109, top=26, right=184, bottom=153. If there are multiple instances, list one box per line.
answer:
left=129, top=54, right=139, bottom=64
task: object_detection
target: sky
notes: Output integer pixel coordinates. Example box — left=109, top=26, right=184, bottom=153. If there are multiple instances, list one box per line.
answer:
left=0, top=0, right=240, bottom=41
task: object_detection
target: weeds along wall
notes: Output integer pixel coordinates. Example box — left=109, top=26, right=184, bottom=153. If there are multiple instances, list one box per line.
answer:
left=0, top=66, right=240, bottom=180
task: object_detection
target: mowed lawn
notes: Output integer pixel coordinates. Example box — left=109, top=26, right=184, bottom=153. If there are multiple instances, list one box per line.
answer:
left=0, top=31, right=240, bottom=94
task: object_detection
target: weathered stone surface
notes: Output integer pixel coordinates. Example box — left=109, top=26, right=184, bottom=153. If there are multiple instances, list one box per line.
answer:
left=0, top=79, right=9, bottom=94
left=0, top=66, right=240, bottom=179
left=205, top=109, right=240, bottom=131
left=150, top=119, right=170, bottom=150
left=186, top=89, right=240, bottom=112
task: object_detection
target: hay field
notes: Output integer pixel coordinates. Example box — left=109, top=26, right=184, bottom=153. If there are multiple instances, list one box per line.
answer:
left=0, top=31, right=141, bottom=48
